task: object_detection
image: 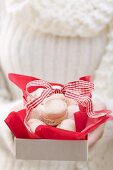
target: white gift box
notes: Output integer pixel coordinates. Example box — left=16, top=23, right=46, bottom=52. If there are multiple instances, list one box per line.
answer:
left=15, top=138, right=88, bottom=161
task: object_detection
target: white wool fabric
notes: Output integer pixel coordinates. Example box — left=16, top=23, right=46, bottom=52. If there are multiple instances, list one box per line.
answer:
left=0, top=0, right=113, bottom=170
left=6, top=0, right=113, bottom=37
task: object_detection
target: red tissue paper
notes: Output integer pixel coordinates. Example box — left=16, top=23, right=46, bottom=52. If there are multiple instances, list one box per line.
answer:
left=5, top=73, right=113, bottom=140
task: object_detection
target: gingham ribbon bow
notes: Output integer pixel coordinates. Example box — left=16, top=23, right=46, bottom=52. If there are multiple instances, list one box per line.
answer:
left=25, top=79, right=109, bottom=120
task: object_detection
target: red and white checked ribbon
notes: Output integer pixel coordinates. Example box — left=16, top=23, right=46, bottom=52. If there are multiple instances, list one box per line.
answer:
left=25, top=79, right=110, bottom=121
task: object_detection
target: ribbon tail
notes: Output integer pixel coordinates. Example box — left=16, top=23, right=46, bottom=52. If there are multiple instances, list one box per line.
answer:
left=25, top=88, right=53, bottom=121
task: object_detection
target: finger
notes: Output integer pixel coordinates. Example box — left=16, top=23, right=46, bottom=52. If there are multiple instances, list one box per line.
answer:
left=88, top=124, right=105, bottom=148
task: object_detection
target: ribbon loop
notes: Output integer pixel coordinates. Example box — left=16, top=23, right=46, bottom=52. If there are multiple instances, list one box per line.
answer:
left=26, top=79, right=53, bottom=95
left=64, top=80, right=94, bottom=95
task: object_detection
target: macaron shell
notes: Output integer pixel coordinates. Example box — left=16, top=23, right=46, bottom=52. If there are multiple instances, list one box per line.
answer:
left=42, top=94, right=66, bottom=104
left=67, top=105, right=79, bottom=120
left=44, top=99, right=67, bottom=114
left=66, top=97, right=77, bottom=106
left=29, top=104, right=45, bottom=119
left=57, top=119, right=76, bottom=131
left=27, top=119, right=46, bottom=133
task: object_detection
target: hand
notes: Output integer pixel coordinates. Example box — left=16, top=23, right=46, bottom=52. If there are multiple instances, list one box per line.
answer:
left=88, top=96, right=106, bottom=148
left=88, top=123, right=105, bottom=148
left=0, top=100, right=23, bottom=155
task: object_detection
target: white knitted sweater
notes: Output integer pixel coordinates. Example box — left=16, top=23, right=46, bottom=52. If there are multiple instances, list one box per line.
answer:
left=0, top=1, right=113, bottom=170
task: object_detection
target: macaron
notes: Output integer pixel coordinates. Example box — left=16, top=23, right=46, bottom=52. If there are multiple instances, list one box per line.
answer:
left=27, top=118, right=46, bottom=133
left=27, top=88, right=45, bottom=119
left=66, top=97, right=77, bottom=106
left=67, top=104, right=79, bottom=119
left=57, top=119, right=76, bottom=131
left=29, top=104, right=44, bottom=119
left=39, top=99, right=68, bottom=126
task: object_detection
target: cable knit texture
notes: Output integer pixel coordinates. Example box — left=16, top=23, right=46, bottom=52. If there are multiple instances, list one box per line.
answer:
left=6, top=0, right=113, bottom=37
left=0, top=0, right=113, bottom=170
left=94, top=22, right=113, bottom=99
